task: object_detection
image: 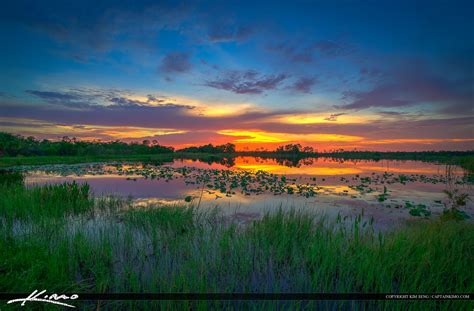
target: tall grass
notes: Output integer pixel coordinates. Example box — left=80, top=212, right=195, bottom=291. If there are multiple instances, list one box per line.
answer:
left=0, top=174, right=472, bottom=310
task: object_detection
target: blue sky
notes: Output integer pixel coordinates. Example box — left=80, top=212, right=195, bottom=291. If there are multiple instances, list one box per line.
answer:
left=0, top=0, right=473, bottom=150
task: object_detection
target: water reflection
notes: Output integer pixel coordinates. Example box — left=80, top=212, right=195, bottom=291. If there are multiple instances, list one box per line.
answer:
left=21, top=156, right=473, bottom=228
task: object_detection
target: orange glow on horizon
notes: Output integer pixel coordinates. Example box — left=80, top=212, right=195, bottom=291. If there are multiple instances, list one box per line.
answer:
left=218, top=130, right=364, bottom=144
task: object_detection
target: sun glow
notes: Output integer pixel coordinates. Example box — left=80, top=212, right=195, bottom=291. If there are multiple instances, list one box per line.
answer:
left=272, top=113, right=372, bottom=124
left=218, top=130, right=364, bottom=143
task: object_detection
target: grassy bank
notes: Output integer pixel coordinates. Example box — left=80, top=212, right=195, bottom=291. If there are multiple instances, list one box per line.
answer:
left=0, top=152, right=231, bottom=168
left=0, top=174, right=472, bottom=310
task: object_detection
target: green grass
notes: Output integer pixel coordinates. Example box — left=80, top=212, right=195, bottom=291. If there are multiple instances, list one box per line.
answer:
left=0, top=152, right=227, bottom=168
left=0, top=176, right=473, bottom=310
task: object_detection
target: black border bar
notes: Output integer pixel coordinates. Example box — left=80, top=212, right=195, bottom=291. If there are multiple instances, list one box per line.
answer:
left=0, top=293, right=472, bottom=301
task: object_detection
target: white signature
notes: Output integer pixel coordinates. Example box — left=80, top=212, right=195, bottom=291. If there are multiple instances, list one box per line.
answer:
left=7, top=289, right=78, bottom=308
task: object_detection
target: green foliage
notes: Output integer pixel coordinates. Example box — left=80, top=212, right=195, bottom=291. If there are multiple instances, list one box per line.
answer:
left=0, top=181, right=94, bottom=220
left=408, top=204, right=431, bottom=217
left=1, top=181, right=473, bottom=310
left=0, top=170, right=24, bottom=186
left=441, top=189, right=471, bottom=220
left=0, top=132, right=174, bottom=157
left=178, top=143, right=236, bottom=153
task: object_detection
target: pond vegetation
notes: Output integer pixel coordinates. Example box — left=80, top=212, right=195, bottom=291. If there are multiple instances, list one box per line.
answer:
left=1, top=134, right=473, bottom=309
left=2, top=132, right=474, bottom=175
left=0, top=171, right=473, bottom=310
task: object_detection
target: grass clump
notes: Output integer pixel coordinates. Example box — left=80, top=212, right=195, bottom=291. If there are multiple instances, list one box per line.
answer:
left=0, top=181, right=473, bottom=310
left=0, top=179, right=94, bottom=220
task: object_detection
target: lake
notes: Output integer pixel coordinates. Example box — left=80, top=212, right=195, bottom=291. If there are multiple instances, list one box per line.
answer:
left=19, top=156, right=474, bottom=230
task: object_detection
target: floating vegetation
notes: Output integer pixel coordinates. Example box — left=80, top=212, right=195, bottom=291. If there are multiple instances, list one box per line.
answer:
left=403, top=201, right=431, bottom=217
left=2, top=178, right=473, bottom=310
left=9, top=161, right=474, bottom=219
left=441, top=189, right=471, bottom=220
left=377, top=186, right=389, bottom=202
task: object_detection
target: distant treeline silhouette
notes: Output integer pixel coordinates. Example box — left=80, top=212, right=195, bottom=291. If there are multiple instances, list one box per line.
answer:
left=0, top=132, right=175, bottom=156
left=1, top=132, right=473, bottom=173
left=177, top=143, right=236, bottom=154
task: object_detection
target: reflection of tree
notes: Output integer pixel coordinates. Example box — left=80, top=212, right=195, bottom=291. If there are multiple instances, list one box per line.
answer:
left=197, top=156, right=235, bottom=167
left=220, top=157, right=235, bottom=168
left=274, top=157, right=302, bottom=168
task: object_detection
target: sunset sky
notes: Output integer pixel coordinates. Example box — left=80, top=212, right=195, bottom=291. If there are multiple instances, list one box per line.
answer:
left=1, top=0, right=473, bottom=151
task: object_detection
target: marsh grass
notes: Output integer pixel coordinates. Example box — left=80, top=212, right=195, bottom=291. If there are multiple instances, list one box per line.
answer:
left=0, top=176, right=473, bottom=310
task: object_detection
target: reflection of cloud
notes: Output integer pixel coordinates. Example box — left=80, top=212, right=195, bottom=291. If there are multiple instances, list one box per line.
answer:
left=233, top=157, right=362, bottom=175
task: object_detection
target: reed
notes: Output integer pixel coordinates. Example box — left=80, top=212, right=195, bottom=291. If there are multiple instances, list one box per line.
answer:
left=0, top=177, right=472, bottom=310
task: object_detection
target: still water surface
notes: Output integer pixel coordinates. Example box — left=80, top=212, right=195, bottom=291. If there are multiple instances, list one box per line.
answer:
left=22, top=157, right=473, bottom=229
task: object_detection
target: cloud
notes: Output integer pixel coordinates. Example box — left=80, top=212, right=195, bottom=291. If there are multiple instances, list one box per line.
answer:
left=2, top=1, right=192, bottom=55
left=266, top=39, right=356, bottom=63
left=207, top=22, right=253, bottom=42
left=26, top=90, right=84, bottom=101
left=377, top=111, right=408, bottom=117
left=340, top=61, right=473, bottom=112
left=25, top=88, right=195, bottom=111
left=160, top=52, right=193, bottom=74
left=312, top=40, right=355, bottom=57
left=25, top=89, right=100, bottom=109
left=290, top=77, right=317, bottom=93
left=205, top=70, right=288, bottom=94
left=265, top=42, right=314, bottom=63
left=324, top=113, right=346, bottom=121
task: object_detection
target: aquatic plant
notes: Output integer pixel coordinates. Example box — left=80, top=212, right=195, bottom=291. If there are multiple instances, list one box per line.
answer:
left=1, top=180, right=473, bottom=310
left=441, top=189, right=471, bottom=220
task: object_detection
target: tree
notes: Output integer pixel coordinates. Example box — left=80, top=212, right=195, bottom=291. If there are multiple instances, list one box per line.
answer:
left=302, top=146, right=314, bottom=153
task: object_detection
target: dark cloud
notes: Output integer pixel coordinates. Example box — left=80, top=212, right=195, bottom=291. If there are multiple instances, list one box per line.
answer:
left=312, top=40, right=355, bottom=57
left=324, top=113, right=346, bottom=121
left=340, top=61, right=473, bottom=113
left=146, top=94, right=166, bottom=103
left=205, top=70, right=288, bottom=94
left=360, top=67, right=382, bottom=78
left=290, top=77, right=317, bottom=93
left=160, top=52, right=192, bottom=74
left=1, top=92, right=297, bottom=132
left=207, top=23, right=253, bottom=42
left=377, top=111, right=408, bottom=117
left=25, top=89, right=100, bottom=109
left=2, top=1, right=191, bottom=55
left=25, top=88, right=195, bottom=110
left=341, top=87, right=413, bottom=110
left=26, top=90, right=83, bottom=101
left=266, top=39, right=356, bottom=63
left=265, top=42, right=314, bottom=63
left=255, top=116, right=474, bottom=141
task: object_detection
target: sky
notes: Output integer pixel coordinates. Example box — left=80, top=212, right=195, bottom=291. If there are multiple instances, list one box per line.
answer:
left=0, top=0, right=473, bottom=151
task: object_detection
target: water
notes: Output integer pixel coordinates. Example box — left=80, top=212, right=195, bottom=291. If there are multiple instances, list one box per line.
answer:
left=21, top=156, right=473, bottom=229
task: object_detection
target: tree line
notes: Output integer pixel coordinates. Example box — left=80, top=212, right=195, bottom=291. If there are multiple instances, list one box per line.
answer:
left=0, top=132, right=241, bottom=157
left=0, top=132, right=175, bottom=157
